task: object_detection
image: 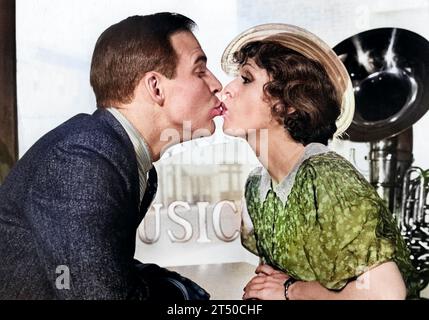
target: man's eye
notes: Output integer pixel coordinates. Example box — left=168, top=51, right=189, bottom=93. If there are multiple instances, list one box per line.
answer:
left=241, top=75, right=251, bottom=84
left=197, top=69, right=207, bottom=76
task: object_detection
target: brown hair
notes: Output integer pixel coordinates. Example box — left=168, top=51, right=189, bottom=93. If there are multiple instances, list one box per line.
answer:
left=90, top=13, right=196, bottom=107
left=234, top=40, right=341, bottom=145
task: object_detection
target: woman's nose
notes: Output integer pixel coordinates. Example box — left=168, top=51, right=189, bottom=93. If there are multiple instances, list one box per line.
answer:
left=221, top=81, right=234, bottom=100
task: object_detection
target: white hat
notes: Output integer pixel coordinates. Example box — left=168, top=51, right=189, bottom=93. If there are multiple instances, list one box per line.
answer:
left=221, top=23, right=355, bottom=137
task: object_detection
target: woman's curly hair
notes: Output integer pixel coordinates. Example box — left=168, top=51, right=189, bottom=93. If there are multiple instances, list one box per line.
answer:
left=233, top=40, right=341, bottom=145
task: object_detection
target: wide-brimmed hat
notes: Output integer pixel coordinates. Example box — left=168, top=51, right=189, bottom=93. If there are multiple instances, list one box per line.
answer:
left=221, top=23, right=355, bottom=137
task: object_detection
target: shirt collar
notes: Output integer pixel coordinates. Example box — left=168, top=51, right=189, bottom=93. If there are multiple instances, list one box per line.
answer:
left=107, top=107, right=153, bottom=174
left=258, top=142, right=331, bottom=205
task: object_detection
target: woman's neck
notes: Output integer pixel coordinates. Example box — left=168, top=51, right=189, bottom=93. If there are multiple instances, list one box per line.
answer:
left=249, top=126, right=305, bottom=184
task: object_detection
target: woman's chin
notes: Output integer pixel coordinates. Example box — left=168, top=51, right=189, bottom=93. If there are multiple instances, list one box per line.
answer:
left=222, top=124, right=247, bottom=138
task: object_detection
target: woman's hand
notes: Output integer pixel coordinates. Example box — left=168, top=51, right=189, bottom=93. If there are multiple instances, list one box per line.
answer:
left=243, top=261, right=407, bottom=300
left=242, top=264, right=291, bottom=300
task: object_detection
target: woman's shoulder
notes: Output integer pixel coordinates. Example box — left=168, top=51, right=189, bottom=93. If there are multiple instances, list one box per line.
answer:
left=302, top=153, right=384, bottom=211
left=300, top=151, right=362, bottom=178
left=302, top=150, right=348, bottom=167
left=297, top=150, right=377, bottom=196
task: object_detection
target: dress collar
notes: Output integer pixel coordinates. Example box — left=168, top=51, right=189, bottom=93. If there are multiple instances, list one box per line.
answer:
left=258, top=142, right=330, bottom=205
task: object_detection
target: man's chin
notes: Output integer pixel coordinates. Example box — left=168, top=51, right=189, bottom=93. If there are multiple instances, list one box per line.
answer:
left=186, top=121, right=215, bottom=141
left=207, top=120, right=216, bottom=135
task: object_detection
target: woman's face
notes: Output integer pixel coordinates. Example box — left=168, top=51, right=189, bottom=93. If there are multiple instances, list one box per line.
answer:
left=221, top=59, right=275, bottom=137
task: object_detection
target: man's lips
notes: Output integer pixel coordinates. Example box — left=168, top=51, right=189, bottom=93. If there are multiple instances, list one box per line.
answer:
left=210, top=102, right=227, bottom=117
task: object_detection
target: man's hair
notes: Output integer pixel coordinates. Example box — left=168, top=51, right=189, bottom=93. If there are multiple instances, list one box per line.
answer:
left=90, top=12, right=196, bottom=107
left=234, top=40, right=341, bottom=145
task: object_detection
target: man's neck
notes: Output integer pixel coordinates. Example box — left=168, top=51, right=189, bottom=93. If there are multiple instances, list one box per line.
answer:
left=114, top=103, right=179, bottom=162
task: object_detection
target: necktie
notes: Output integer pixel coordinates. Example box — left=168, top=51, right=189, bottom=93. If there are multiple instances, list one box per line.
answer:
left=139, top=166, right=158, bottom=218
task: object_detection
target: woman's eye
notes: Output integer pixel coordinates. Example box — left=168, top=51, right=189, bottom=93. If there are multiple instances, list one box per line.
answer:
left=241, top=75, right=251, bottom=84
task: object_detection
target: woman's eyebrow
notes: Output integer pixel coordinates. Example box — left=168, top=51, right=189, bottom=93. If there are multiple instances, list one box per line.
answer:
left=240, top=66, right=254, bottom=77
left=242, top=57, right=258, bottom=68
left=242, top=62, right=256, bottom=70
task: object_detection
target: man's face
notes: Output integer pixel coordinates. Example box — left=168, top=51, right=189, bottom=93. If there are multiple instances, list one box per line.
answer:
left=162, top=32, right=223, bottom=141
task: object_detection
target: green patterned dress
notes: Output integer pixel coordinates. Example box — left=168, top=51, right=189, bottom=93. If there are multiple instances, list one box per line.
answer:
left=241, top=143, right=420, bottom=298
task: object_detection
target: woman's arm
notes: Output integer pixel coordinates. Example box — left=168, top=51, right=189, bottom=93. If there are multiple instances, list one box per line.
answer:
left=290, top=261, right=406, bottom=300
left=243, top=262, right=407, bottom=300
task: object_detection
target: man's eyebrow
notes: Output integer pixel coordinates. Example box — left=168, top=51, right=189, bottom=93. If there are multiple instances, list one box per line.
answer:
left=193, top=54, right=207, bottom=65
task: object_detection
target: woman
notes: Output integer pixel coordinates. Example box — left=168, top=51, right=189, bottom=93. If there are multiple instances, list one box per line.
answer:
left=220, top=24, right=420, bottom=300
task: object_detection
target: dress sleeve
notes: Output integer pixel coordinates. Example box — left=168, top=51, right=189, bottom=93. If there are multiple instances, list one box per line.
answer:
left=300, top=157, right=398, bottom=290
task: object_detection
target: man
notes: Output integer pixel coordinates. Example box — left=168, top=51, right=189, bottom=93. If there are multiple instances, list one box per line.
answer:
left=0, top=13, right=223, bottom=299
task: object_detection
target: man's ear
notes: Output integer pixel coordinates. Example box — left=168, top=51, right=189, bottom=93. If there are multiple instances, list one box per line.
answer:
left=142, top=72, right=165, bottom=105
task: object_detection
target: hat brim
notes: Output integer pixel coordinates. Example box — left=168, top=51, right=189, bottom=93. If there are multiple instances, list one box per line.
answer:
left=221, top=23, right=355, bottom=138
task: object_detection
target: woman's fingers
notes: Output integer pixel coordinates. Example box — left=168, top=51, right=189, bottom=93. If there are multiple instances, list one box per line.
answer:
left=243, top=273, right=293, bottom=300
left=245, top=274, right=288, bottom=293
left=243, top=289, right=261, bottom=300
left=243, top=271, right=294, bottom=300
left=244, top=275, right=286, bottom=291
left=247, top=275, right=267, bottom=285
left=271, top=273, right=290, bottom=281
left=255, top=265, right=290, bottom=283
left=255, top=264, right=276, bottom=275
left=244, top=282, right=266, bottom=291
left=243, top=284, right=285, bottom=300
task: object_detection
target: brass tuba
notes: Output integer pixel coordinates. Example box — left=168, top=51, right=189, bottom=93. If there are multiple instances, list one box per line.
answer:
left=400, top=167, right=429, bottom=272
left=334, top=28, right=429, bottom=293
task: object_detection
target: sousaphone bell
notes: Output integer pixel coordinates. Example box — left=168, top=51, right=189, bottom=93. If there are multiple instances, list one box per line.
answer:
left=334, top=28, right=429, bottom=291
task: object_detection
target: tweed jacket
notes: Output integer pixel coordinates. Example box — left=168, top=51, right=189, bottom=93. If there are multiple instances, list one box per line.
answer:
left=0, top=109, right=151, bottom=299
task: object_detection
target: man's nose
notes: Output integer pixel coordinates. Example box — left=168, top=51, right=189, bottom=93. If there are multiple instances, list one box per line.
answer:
left=207, top=69, right=222, bottom=94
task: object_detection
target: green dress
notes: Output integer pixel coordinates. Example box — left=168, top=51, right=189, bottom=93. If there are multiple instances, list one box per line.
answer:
left=241, top=143, right=420, bottom=298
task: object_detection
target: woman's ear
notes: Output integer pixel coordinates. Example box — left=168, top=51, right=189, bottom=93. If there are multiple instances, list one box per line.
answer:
left=271, top=102, right=294, bottom=116
left=142, top=72, right=165, bottom=106
left=270, top=103, right=296, bottom=124
left=287, top=106, right=296, bottom=114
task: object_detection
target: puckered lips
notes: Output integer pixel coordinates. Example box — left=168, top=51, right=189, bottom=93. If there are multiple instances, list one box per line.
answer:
left=210, top=101, right=227, bottom=118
